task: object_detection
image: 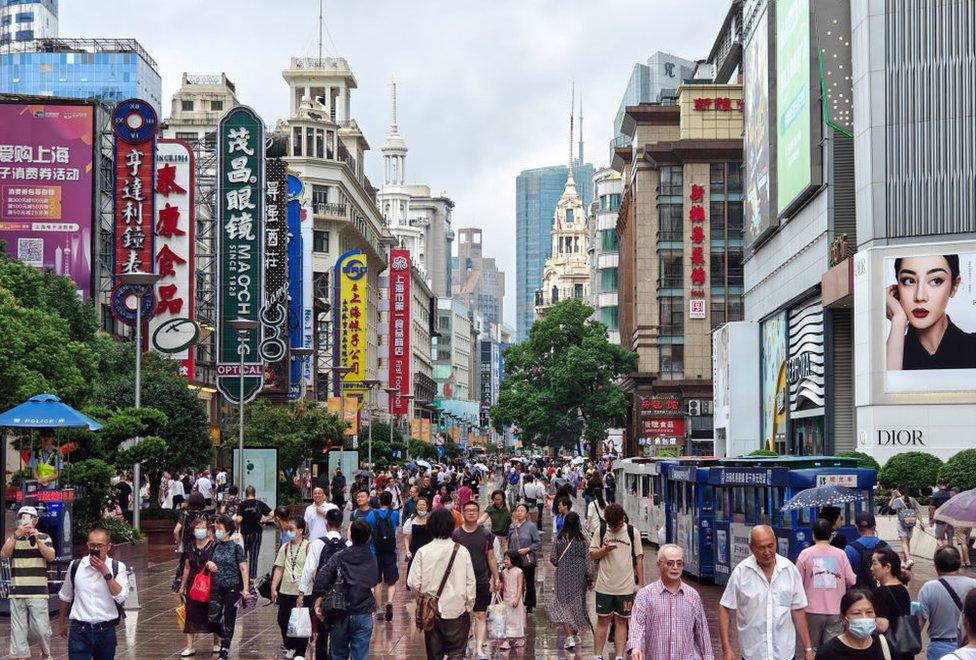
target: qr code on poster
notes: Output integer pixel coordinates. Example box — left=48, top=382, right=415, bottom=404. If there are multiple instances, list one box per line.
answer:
left=17, top=238, right=43, bottom=266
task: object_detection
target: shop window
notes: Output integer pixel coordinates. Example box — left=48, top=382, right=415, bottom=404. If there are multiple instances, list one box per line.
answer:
left=658, top=204, right=683, bottom=242
left=710, top=163, right=725, bottom=195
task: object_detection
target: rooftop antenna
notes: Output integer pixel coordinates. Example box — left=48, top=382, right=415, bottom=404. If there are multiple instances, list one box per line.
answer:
left=568, top=81, right=575, bottom=173
left=391, top=79, right=398, bottom=132
left=318, top=0, right=323, bottom=62
left=578, top=88, right=584, bottom=164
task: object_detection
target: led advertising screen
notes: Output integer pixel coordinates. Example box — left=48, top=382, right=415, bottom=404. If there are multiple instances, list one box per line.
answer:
left=0, top=103, right=94, bottom=298
left=743, top=4, right=774, bottom=248
left=884, top=252, right=976, bottom=393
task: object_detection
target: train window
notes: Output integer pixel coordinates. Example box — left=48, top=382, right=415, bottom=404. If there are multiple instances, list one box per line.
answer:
left=757, top=488, right=771, bottom=525
left=627, top=475, right=638, bottom=495
left=797, top=506, right=813, bottom=527
left=653, top=475, right=664, bottom=507
left=641, top=476, right=651, bottom=498
left=701, top=484, right=714, bottom=513
left=770, top=488, right=785, bottom=526
left=732, top=488, right=746, bottom=523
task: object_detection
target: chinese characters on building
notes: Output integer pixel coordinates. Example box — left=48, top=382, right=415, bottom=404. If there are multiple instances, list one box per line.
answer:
left=388, top=249, right=411, bottom=414
left=689, top=182, right=707, bottom=319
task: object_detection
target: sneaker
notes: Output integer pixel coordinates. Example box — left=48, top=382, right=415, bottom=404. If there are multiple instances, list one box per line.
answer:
left=475, top=652, right=489, bottom=660
left=285, top=652, right=295, bottom=659
left=180, top=650, right=196, bottom=658
left=218, top=650, right=229, bottom=660
left=499, top=640, right=511, bottom=651
left=385, top=603, right=393, bottom=621
left=564, top=636, right=577, bottom=649
left=376, top=611, right=385, bottom=620
left=514, top=639, right=525, bottom=648
left=212, top=646, right=221, bottom=655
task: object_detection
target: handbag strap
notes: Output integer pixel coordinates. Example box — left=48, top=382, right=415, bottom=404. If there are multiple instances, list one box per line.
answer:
left=939, top=577, right=965, bottom=611
left=884, top=585, right=909, bottom=616
left=557, top=539, right=573, bottom=564
left=878, top=632, right=892, bottom=660
left=435, top=543, right=460, bottom=598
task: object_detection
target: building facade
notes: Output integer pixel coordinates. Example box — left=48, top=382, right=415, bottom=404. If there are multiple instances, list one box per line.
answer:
left=160, top=73, right=239, bottom=145
left=515, top=161, right=593, bottom=340
left=433, top=297, right=473, bottom=402
left=615, top=82, right=744, bottom=457
left=0, top=0, right=57, bottom=46
left=0, top=38, right=161, bottom=112
left=453, top=227, right=505, bottom=328
left=589, top=167, right=623, bottom=343
left=610, top=51, right=697, bottom=150
left=281, top=56, right=393, bottom=406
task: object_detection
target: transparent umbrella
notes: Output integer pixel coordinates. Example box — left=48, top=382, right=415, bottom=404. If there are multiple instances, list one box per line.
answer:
left=935, top=488, right=976, bottom=528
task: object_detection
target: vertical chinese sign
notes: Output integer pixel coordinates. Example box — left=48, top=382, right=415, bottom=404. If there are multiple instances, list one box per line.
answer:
left=216, top=106, right=265, bottom=404
left=301, top=200, right=314, bottom=391
left=286, top=174, right=305, bottom=400
left=110, top=98, right=158, bottom=324
left=333, top=249, right=368, bottom=395
left=260, top=158, right=289, bottom=395
left=388, top=249, right=411, bottom=414
left=149, top=139, right=195, bottom=378
left=688, top=182, right=707, bottom=320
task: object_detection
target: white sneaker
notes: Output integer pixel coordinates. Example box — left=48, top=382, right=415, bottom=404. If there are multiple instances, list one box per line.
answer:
left=564, top=636, right=577, bottom=649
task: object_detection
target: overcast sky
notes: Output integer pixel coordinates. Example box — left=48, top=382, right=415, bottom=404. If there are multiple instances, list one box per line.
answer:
left=64, top=0, right=727, bottom=326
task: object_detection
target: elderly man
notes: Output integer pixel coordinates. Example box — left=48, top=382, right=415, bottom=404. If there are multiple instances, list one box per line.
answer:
left=627, top=543, right=713, bottom=660
left=718, top=525, right=814, bottom=660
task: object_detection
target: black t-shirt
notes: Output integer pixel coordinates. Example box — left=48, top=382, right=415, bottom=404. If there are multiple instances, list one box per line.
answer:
left=452, top=525, right=492, bottom=584
left=238, top=498, right=271, bottom=535
left=873, top=583, right=912, bottom=625
left=903, top=318, right=976, bottom=370
left=116, top=481, right=133, bottom=510
left=814, top=634, right=886, bottom=660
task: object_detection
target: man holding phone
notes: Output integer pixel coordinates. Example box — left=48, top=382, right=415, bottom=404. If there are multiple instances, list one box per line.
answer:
left=1, top=505, right=56, bottom=658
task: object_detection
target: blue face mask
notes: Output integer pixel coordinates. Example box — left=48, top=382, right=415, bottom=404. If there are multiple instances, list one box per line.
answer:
left=281, top=531, right=295, bottom=543
left=194, top=528, right=207, bottom=540
left=847, top=617, right=877, bottom=639
left=214, top=530, right=226, bottom=541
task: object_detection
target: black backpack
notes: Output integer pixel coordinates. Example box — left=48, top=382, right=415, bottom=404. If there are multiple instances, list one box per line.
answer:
left=373, top=510, right=397, bottom=553
left=851, top=538, right=889, bottom=588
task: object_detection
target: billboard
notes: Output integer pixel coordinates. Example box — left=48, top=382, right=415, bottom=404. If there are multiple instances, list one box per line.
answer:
left=883, top=252, right=976, bottom=392
left=334, top=249, right=368, bottom=395
left=388, top=249, right=411, bottom=414
left=0, top=103, right=94, bottom=299
left=761, top=311, right=787, bottom=450
left=260, top=158, right=289, bottom=395
left=149, top=140, right=194, bottom=378
left=743, top=3, right=774, bottom=247
left=286, top=175, right=306, bottom=400
left=775, top=0, right=819, bottom=215
left=215, top=106, right=265, bottom=404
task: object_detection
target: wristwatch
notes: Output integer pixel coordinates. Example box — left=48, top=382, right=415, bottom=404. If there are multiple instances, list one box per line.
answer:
left=103, top=573, right=113, bottom=582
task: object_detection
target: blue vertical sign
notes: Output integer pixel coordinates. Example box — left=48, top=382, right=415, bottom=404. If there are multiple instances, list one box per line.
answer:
left=286, top=174, right=305, bottom=400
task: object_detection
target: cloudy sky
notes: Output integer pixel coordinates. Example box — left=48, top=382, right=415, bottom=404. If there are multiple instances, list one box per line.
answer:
left=65, top=0, right=727, bottom=326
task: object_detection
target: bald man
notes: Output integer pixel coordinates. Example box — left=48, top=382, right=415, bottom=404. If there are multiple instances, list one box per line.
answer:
left=718, top=525, right=814, bottom=660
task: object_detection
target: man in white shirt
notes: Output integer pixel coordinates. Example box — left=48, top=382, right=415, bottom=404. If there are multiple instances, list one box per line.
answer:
left=57, top=527, right=130, bottom=660
left=718, top=525, right=814, bottom=660
left=194, top=470, right=214, bottom=507
left=304, top=485, right=338, bottom=542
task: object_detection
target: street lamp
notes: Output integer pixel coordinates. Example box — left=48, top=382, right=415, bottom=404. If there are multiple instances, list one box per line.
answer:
left=118, top=271, right=161, bottom=533
left=228, top=318, right=259, bottom=491
left=361, top=379, right=382, bottom=471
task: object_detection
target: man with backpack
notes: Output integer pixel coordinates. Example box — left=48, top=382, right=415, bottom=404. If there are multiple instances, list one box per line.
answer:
left=297, top=508, right=346, bottom=660
left=590, top=503, right=644, bottom=660
left=366, top=490, right=401, bottom=622
left=57, top=527, right=130, bottom=660
left=844, top=511, right=890, bottom=587
left=312, top=520, right=378, bottom=660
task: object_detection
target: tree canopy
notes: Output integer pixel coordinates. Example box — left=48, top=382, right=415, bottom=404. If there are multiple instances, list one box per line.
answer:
left=491, top=298, right=636, bottom=458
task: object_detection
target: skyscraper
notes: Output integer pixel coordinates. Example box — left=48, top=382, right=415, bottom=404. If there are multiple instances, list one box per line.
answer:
left=453, top=227, right=505, bottom=328
left=516, top=159, right=593, bottom=340
left=610, top=52, right=697, bottom=150
left=0, top=0, right=58, bottom=46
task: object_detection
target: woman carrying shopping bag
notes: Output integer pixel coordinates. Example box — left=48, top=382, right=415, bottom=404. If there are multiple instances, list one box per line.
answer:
left=177, top=517, right=220, bottom=656
left=271, top=516, right=309, bottom=659
left=205, top=515, right=249, bottom=659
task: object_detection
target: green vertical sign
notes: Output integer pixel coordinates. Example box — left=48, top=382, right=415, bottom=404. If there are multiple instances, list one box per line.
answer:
left=776, top=0, right=811, bottom=214
left=216, top=106, right=265, bottom=404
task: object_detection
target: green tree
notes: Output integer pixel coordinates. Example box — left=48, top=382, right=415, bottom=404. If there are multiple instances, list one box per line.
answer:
left=0, top=263, right=100, bottom=412
left=226, top=399, right=346, bottom=485
left=878, top=451, right=943, bottom=495
left=491, top=299, right=637, bottom=459
left=938, top=449, right=976, bottom=492
left=836, top=450, right=882, bottom=472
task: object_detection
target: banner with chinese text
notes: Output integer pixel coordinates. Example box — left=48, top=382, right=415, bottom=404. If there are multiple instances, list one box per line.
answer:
left=334, top=249, right=367, bottom=395
left=260, top=157, right=289, bottom=395
left=387, top=249, right=411, bottom=414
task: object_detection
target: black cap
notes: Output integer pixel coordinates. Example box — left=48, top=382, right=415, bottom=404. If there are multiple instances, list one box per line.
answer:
left=855, top=511, right=876, bottom=529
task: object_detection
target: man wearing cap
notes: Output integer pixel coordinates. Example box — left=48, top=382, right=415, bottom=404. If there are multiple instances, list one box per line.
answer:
left=844, top=511, right=889, bottom=588
left=1, top=505, right=56, bottom=659
left=29, top=428, right=62, bottom=489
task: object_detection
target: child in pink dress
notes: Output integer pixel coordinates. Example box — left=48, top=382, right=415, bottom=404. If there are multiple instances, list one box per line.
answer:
left=499, top=551, right=526, bottom=649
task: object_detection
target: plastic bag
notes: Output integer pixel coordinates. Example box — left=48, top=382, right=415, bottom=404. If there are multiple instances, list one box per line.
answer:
left=175, top=604, right=186, bottom=630
left=535, top=561, right=546, bottom=583
left=487, top=594, right=507, bottom=639
left=287, top=606, right=312, bottom=638
left=188, top=569, right=211, bottom=603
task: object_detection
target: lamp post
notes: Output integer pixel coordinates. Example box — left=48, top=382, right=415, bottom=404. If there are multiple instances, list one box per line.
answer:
left=361, top=379, right=382, bottom=472
left=118, top=271, right=161, bottom=533
left=384, top=388, right=415, bottom=462
left=228, top=318, right=259, bottom=491
left=289, top=347, right=315, bottom=401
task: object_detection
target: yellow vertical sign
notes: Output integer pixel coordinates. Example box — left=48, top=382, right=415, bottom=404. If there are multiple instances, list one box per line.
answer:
left=335, top=250, right=368, bottom=395
left=421, top=419, right=430, bottom=443
left=411, top=418, right=421, bottom=441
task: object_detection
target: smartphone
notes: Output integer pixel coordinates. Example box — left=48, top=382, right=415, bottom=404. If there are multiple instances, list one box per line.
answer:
left=89, top=548, right=99, bottom=559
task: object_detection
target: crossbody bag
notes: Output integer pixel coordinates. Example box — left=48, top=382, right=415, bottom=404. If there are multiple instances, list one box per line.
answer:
left=415, top=543, right=460, bottom=632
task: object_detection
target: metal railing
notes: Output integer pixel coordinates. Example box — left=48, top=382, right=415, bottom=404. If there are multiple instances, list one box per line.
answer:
left=314, top=202, right=348, bottom=218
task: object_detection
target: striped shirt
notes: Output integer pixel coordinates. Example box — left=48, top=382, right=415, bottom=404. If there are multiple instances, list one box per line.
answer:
left=9, top=533, right=53, bottom=598
left=626, top=579, right=714, bottom=660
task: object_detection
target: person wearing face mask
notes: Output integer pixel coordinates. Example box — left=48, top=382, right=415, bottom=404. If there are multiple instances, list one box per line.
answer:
left=814, top=589, right=891, bottom=659
left=177, top=518, right=219, bottom=657
left=271, top=517, right=309, bottom=660
left=403, top=497, right=433, bottom=588
left=205, top=516, right=249, bottom=659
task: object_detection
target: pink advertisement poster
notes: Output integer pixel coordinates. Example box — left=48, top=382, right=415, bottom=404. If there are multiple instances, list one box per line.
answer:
left=0, top=103, right=94, bottom=298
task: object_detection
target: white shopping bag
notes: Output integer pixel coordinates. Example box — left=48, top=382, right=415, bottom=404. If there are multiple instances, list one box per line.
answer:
left=487, top=593, right=507, bottom=639
left=287, top=607, right=312, bottom=638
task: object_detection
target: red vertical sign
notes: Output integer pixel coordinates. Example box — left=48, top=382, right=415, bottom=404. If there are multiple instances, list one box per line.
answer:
left=388, top=248, right=411, bottom=414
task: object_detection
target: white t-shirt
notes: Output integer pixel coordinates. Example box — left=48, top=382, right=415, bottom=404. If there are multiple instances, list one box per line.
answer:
left=216, top=471, right=227, bottom=486
left=304, top=501, right=338, bottom=541
left=194, top=477, right=213, bottom=499
left=941, top=650, right=976, bottom=660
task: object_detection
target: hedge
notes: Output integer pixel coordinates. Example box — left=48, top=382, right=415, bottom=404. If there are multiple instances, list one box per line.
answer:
left=836, top=450, right=881, bottom=472
left=877, top=451, right=943, bottom=495
left=937, top=449, right=976, bottom=492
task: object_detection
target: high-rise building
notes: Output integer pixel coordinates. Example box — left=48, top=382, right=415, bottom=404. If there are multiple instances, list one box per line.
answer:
left=610, top=52, right=697, bottom=150
left=433, top=297, right=473, bottom=402
left=589, top=167, right=623, bottom=343
left=453, top=227, right=505, bottom=328
left=1, top=0, right=58, bottom=46
left=0, top=38, right=162, bottom=112
left=160, top=73, right=239, bottom=145
left=516, top=160, right=593, bottom=340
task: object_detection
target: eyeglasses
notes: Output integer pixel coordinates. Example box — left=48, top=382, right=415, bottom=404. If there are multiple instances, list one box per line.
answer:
left=662, top=559, right=684, bottom=567
left=87, top=543, right=107, bottom=551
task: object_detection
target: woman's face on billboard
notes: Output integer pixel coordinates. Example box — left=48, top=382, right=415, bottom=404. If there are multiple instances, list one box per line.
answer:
left=896, top=255, right=960, bottom=330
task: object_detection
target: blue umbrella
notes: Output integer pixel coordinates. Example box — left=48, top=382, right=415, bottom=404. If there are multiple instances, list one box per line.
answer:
left=780, top=484, right=860, bottom=511
left=0, top=393, right=103, bottom=430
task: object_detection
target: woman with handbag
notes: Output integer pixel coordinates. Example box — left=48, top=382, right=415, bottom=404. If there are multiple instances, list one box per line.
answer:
left=177, top=517, right=219, bottom=657
left=507, top=503, right=541, bottom=613
left=270, top=517, right=309, bottom=660
left=205, top=515, right=250, bottom=659
left=548, top=512, right=593, bottom=650
left=871, top=546, right=920, bottom=659
left=814, top=589, right=892, bottom=659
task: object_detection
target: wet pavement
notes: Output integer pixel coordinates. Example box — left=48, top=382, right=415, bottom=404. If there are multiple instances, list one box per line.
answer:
left=0, top=496, right=967, bottom=659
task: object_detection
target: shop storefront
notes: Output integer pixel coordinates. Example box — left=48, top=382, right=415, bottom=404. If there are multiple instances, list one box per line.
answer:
left=787, top=299, right=825, bottom=454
